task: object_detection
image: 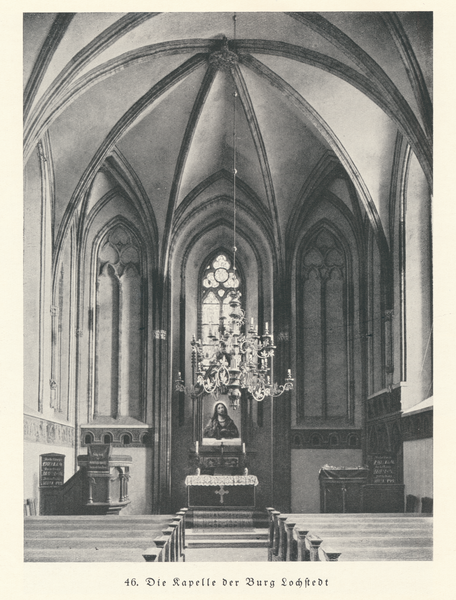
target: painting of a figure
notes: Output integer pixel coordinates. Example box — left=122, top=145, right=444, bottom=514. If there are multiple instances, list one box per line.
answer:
left=202, top=397, right=241, bottom=444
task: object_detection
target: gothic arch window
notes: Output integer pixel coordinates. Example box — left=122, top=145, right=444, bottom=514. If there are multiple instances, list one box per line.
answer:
left=199, top=253, right=243, bottom=360
left=84, top=432, right=94, bottom=445
left=293, top=434, right=303, bottom=448
left=121, top=433, right=132, bottom=446
left=348, top=434, right=359, bottom=448
left=311, top=433, right=322, bottom=447
left=95, top=223, right=144, bottom=421
left=297, top=228, right=352, bottom=424
left=329, top=433, right=339, bottom=447
left=391, top=423, right=402, bottom=454
left=376, top=423, right=389, bottom=453
left=368, top=427, right=378, bottom=453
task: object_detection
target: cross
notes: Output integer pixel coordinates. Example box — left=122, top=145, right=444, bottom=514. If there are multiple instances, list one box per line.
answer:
left=214, top=485, right=229, bottom=504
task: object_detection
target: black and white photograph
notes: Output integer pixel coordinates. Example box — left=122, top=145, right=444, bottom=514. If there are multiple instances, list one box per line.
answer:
left=12, top=3, right=451, bottom=597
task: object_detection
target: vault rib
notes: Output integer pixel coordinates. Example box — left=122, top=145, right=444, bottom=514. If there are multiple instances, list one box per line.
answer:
left=285, top=12, right=432, bottom=187
left=161, top=63, right=217, bottom=275
left=26, top=37, right=431, bottom=186
left=231, top=63, right=283, bottom=269
left=25, top=13, right=160, bottom=158
left=24, top=13, right=75, bottom=122
left=240, top=53, right=389, bottom=259
left=53, top=53, right=207, bottom=270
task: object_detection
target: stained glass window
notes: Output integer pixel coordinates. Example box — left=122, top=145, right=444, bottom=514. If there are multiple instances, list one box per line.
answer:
left=201, top=254, right=242, bottom=359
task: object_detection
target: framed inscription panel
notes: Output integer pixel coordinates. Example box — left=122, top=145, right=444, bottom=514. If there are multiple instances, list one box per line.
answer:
left=39, top=453, right=65, bottom=487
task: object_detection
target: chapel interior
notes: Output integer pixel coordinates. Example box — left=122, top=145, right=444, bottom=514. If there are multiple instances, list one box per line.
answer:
left=23, top=11, right=433, bottom=562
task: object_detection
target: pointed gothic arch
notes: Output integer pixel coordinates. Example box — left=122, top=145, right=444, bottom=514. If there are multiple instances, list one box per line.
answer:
left=295, top=220, right=357, bottom=426
left=88, top=217, right=147, bottom=422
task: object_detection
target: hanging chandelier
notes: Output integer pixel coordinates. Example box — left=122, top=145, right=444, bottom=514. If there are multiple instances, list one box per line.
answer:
left=175, top=15, right=293, bottom=410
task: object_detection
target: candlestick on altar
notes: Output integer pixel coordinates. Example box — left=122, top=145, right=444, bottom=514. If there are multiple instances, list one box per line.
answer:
left=242, top=442, right=246, bottom=454
left=195, top=440, right=199, bottom=455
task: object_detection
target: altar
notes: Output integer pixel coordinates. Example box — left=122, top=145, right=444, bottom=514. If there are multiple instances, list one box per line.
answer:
left=185, top=475, right=259, bottom=508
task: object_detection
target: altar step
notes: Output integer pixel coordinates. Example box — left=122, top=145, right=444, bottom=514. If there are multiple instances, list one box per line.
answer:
left=186, top=528, right=269, bottom=549
left=185, top=509, right=268, bottom=552
left=187, top=509, right=268, bottom=528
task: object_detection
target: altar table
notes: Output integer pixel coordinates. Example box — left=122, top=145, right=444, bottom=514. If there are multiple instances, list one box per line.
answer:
left=185, top=475, right=259, bottom=508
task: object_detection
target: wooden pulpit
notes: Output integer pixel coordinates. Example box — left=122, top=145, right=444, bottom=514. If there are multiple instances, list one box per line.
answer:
left=76, top=444, right=132, bottom=515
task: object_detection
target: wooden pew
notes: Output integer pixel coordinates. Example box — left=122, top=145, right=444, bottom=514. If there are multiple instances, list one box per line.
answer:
left=142, top=548, right=161, bottom=562
left=294, top=527, right=310, bottom=561
left=266, top=509, right=281, bottom=561
left=24, top=513, right=185, bottom=563
left=267, top=510, right=340, bottom=562
left=320, top=547, right=342, bottom=562
left=265, top=510, right=432, bottom=561
left=267, top=510, right=432, bottom=562
left=278, top=515, right=288, bottom=561
left=143, top=508, right=188, bottom=562
left=177, top=508, right=189, bottom=560
left=284, top=519, right=297, bottom=561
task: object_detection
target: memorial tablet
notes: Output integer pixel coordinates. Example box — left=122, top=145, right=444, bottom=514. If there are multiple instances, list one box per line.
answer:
left=370, top=454, right=397, bottom=484
left=40, top=453, right=65, bottom=487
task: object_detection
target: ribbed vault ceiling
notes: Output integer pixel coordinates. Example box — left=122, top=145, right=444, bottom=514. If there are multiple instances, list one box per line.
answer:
left=23, top=12, right=432, bottom=271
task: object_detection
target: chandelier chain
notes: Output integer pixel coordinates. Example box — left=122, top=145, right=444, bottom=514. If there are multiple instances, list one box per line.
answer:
left=232, top=13, right=237, bottom=273
left=175, top=12, right=293, bottom=410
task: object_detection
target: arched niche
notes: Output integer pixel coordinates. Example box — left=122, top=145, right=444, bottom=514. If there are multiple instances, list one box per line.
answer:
left=291, top=194, right=363, bottom=429
left=170, top=196, right=276, bottom=422
left=89, top=218, right=147, bottom=423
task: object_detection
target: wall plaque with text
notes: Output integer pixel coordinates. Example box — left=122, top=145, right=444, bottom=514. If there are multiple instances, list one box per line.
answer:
left=369, top=454, right=397, bottom=484
left=40, top=453, right=65, bottom=487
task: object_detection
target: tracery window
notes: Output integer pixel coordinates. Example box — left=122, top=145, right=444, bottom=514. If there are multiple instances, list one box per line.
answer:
left=298, top=229, right=351, bottom=424
left=95, top=224, right=143, bottom=420
left=200, top=253, right=242, bottom=360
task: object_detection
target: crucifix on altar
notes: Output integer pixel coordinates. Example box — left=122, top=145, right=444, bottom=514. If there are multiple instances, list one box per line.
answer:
left=214, top=484, right=229, bottom=504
